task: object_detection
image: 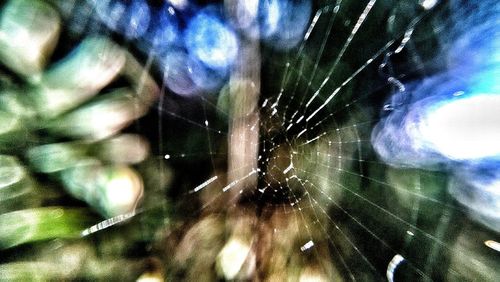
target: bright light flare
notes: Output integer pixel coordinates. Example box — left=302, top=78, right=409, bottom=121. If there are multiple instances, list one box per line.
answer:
left=420, top=94, right=500, bottom=160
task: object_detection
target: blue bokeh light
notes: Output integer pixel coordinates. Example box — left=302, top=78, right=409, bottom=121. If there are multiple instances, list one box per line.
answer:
left=144, top=5, right=182, bottom=49
left=259, top=0, right=281, bottom=38
left=447, top=0, right=500, bottom=72
left=187, top=57, right=228, bottom=93
left=185, top=10, right=239, bottom=70
left=257, top=0, right=312, bottom=50
left=448, top=21, right=500, bottom=71
left=94, top=0, right=151, bottom=40
left=160, top=49, right=200, bottom=97
left=159, top=48, right=228, bottom=96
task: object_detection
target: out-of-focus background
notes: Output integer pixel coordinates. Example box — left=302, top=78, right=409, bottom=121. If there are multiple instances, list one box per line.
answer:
left=0, top=0, right=498, bottom=281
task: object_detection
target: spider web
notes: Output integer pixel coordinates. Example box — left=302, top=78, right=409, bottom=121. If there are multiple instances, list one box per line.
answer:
left=53, top=0, right=499, bottom=280
left=141, top=0, right=500, bottom=280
